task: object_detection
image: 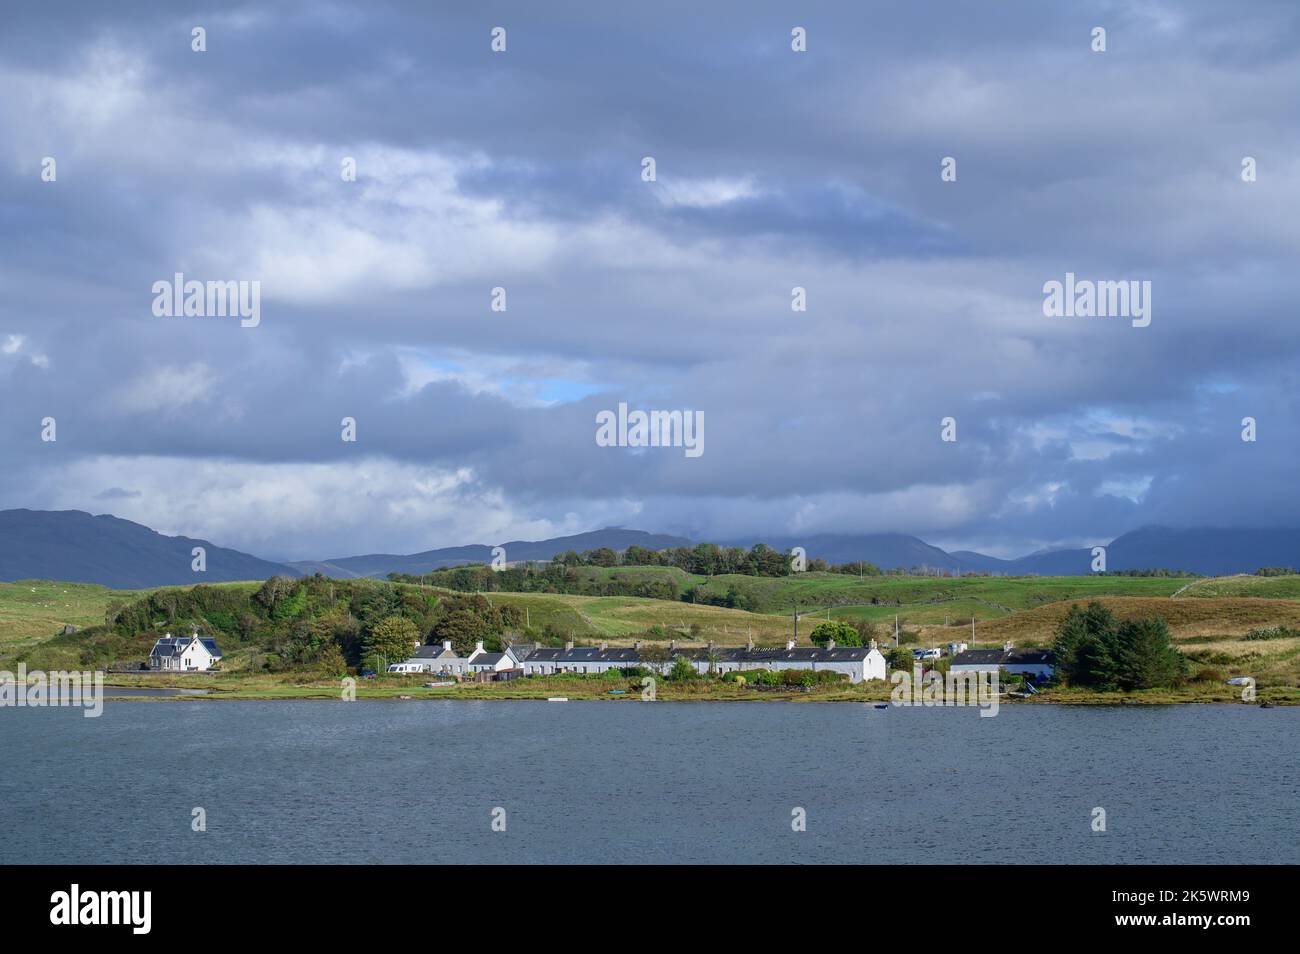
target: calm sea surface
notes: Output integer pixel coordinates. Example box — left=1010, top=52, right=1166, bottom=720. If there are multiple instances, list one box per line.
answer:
left=1, top=701, right=1295, bottom=864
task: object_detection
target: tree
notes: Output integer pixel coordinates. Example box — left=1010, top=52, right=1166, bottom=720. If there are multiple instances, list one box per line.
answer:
left=1114, top=617, right=1187, bottom=690
left=886, top=647, right=914, bottom=672
left=1051, top=602, right=1186, bottom=691
left=667, top=655, right=696, bottom=681
left=809, top=620, right=861, bottom=647
left=1052, top=602, right=1117, bottom=687
left=317, top=641, right=348, bottom=678
left=430, top=610, right=489, bottom=656
left=365, top=616, right=420, bottom=667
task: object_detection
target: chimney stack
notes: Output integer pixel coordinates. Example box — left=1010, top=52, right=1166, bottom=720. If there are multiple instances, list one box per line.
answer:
left=670, top=639, right=677, bottom=650
left=599, top=641, right=608, bottom=651
left=564, top=640, right=574, bottom=652
left=785, top=638, right=796, bottom=651
left=869, top=638, right=878, bottom=651
left=746, top=637, right=754, bottom=652
left=474, top=641, right=485, bottom=655
left=442, top=640, right=452, bottom=652
left=633, top=640, right=641, bottom=650
left=826, top=639, right=836, bottom=651
left=1003, top=641, right=1013, bottom=652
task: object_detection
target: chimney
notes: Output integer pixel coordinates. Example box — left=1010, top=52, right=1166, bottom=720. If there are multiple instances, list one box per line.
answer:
left=707, top=640, right=716, bottom=652
left=599, top=641, right=608, bottom=651
left=475, top=641, right=485, bottom=655
left=1003, top=641, right=1013, bottom=652
left=442, top=640, right=452, bottom=652
left=746, top=637, right=754, bottom=651
left=564, top=640, right=574, bottom=651
left=869, top=638, right=878, bottom=651
left=633, top=640, right=641, bottom=650
left=785, top=638, right=796, bottom=651
left=669, top=640, right=677, bottom=650
left=826, top=638, right=836, bottom=651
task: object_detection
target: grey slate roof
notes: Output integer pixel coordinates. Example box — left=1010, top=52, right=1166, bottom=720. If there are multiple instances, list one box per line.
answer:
left=952, top=649, right=1007, bottom=666
left=149, top=635, right=221, bottom=659
left=471, top=653, right=507, bottom=666
left=953, top=648, right=1055, bottom=667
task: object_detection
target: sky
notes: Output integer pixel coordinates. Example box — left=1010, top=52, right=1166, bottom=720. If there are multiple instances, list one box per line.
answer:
left=1, top=1, right=1298, bottom=561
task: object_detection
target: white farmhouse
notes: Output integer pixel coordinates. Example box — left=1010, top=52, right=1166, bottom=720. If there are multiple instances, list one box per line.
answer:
left=519, top=638, right=887, bottom=683
left=148, top=632, right=222, bottom=672
left=399, top=639, right=479, bottom=675
left=950, top=642, right=1055, bottom=682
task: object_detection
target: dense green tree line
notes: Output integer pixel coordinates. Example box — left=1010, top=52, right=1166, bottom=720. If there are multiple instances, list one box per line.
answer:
left=1051, top=602, right=1188, bottom=690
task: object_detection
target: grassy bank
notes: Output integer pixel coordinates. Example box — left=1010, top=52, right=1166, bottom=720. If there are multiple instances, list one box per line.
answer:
left=91, top=670, right=1300, bottom=705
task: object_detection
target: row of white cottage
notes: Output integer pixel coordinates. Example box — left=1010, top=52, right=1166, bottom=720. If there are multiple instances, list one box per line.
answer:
left=393, top=638, right=889, bottom=683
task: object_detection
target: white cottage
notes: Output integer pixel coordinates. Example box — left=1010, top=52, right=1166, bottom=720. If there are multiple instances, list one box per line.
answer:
left=149, top=632, right=222, bottom=672
left=399, top=639, right=480, bottom=675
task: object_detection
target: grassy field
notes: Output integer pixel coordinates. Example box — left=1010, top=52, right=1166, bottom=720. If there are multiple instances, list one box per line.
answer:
left=0, top=580, right=152, bottom=658
left=461, top=589, right=800, bottom=641
left=1174, top=574, right=1300, bottom=599
left=7, top=574, right=1300, bottom=700
left=575, top=567, right=1188, bottom=618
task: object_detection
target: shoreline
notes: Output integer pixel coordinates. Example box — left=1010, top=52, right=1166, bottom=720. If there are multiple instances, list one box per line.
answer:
left=92, top=677, right=1300, bottom=706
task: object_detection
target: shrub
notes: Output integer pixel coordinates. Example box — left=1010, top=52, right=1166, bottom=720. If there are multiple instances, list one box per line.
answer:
left=1244, top=626, right=1299, bottom=641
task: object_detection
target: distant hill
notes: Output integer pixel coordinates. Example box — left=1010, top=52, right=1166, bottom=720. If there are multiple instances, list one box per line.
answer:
left=294, top=528, right=695, bottom=579
left=725, top=527, right=1300, bottom=576
left=926, top=527, right=1300, bottom=577
left=3, top=508, right=1297, bottom=586
left=0, top=509, right=299, bottom=588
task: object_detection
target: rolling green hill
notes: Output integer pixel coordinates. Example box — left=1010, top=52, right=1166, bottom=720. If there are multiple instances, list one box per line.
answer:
left=6, top=573, right=1300, bottom=693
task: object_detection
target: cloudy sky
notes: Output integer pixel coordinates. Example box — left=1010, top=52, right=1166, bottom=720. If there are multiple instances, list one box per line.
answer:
left=2, top=1, right=1298, bottom=560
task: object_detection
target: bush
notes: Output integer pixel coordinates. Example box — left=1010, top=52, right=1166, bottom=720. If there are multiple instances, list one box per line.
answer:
left=809, top=620, right=861, bottom=647
left=1244, top=626, right=1299, bottom=641
left=666, top=656, right=697, bottom=682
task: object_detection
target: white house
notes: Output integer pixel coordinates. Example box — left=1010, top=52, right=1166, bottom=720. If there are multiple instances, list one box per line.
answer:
left=399, top=639, right=480, bottom=675
left=520, top=639, right=887, bottom=683
left=951, top=643, right=1055, bottom=682
left=467, top=644, right=526, bottom=675
left=149, top=632, right=222, bottom=672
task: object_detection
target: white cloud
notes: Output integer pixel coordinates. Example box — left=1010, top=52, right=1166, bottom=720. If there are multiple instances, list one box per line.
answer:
left=112, top=363, right=217, bottom=415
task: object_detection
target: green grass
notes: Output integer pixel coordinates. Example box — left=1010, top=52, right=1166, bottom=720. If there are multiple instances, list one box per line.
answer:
left=10, top=573, right=1300, bottom=698
left=1175, top=574, right=1300, bottom=599
left=632, top=570, right=1186, bottom=616
left=443, top=588, right=801, bottom=641
left=0, top=580, right=154, bottom=658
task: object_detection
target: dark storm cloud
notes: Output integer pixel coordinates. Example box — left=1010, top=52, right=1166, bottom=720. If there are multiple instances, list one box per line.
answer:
left=1, top=0, right=1298, bottom=557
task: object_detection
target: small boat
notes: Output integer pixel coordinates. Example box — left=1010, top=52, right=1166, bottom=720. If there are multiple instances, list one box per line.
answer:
left=607, top=689, right=626, bottom=695
left=1260, top=702, right=1276, bottom=709
left=398, top=694, right=413, bottom=700
left=873, top=703, right=889, bottom=710
left=423, top=681, right=454, bottom=688
left=547, top=696, right=568, bottom=702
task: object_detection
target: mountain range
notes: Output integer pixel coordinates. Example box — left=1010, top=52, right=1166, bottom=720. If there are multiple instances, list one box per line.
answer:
left=0, top=509, right=1296, bottom=587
